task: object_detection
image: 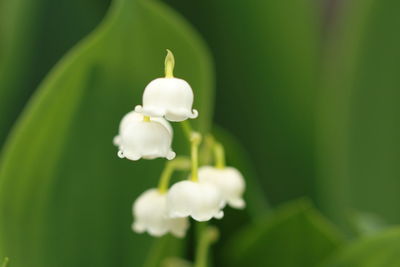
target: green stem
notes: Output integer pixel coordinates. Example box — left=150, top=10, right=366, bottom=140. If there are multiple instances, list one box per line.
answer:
left=213, top=142, right=225, bottom=169
left=194, top=225, right=219, bottom=267
left=1, top=258, right=9, bottom=267
left=180, top=121, right=202, bottom=182
left=164, top=49, right=175, bottom=78
left=158, top=157, right=191, bottom=193
left=190, top=132, right=202, bottom=182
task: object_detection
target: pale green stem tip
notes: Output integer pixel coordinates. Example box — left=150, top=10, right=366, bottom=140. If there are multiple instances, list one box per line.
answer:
left=165, top=49, right=175, bottom=78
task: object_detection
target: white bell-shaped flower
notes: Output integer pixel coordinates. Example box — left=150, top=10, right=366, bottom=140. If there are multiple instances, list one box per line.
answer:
left=132, top=189, right=189, bottom=238
left=135, top=77, right=198, bottom=122
left=114, top=111, right=175, bottom=161
left=198, top=166, right=246, bottom=209
left=167, top=180, right=225, bottom=222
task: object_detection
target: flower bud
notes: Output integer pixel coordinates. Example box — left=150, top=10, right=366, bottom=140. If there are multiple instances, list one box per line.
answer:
left=114, top=111, right=175, bottom=161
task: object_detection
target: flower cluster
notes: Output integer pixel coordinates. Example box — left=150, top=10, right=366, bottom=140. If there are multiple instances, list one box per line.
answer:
left=114, top=50, right=246, bottom=238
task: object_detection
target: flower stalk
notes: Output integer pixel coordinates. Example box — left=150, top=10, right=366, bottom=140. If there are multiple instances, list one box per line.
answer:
left=158, top=157, right=191, bottom=193
left=194, top=224, right=219, bottom=267
left=190, top=132, right=202, bottom=182
left=213, top=142, right=225, bottom=169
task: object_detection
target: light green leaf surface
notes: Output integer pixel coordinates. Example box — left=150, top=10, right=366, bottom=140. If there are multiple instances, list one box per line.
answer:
left=317, top=0, right=400, bottom=229
left=223, top=199, right=344, bottom=267
left=322, top=227, right=400, bottom=267
left=0, top=0, right=213, bottom=266
left=0, top=0, right=110, bottom=145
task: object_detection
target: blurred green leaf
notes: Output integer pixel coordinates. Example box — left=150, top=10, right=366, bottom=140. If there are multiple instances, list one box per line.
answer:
left=349, top=212, right=389, bottom=237
left=322, top=227, right=400, bottom=267
left=0, top=0, right=213, bottom=266
left=0, top=0, right=110, bottom=145
left=317, top=0, right=400, bottom=229
left=222, top=199, right=344, bottom=267
left=166, top=0, right=320, bottom=203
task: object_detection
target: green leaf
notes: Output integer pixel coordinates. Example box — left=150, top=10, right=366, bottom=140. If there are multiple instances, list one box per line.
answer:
left=222, top=199, right=344, bottom=267
left=166, top=0, right=320, bottom=203
left=322, top=227, right=400, bottom=267
left=349, top=212, right=389, bottom=237
left=316, top=0, right=400, bottom=229
left=0, top=0, right=110, bottom=145
left=0, top=0, right=213, bottom=266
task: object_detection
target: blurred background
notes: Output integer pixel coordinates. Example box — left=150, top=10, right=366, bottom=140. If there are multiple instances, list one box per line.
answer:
left=0, top=0, right=399, bottom=266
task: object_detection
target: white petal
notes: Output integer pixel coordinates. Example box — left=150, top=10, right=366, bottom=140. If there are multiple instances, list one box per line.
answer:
left=133, top=189, right=188, bottom=238
left=118, top=110, right=173, bottom=136
left=136, top=78, right=198, bottom=122
left=167, top=181, right=225, bottom=222
left=198, top=166, right=246, bottom=209
left=118, top=118, right=175, bottom=161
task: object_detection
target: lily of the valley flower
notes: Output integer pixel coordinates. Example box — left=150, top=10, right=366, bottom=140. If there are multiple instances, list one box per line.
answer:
left=167, top=180, right=225, bottom=221
left=135, top=77, right=198, bottom=122
left=198, top=166, right=246, bottom=209
left=114, top=111, right=175, bottom=161
left=132, top=189, right=189, bottom=238
left=135, top=50, right=198, bottom=122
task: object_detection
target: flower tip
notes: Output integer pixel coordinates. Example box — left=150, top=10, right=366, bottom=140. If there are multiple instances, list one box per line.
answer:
left=230, top=199, right=246, bottom=209
left=134, top=105, right=143, bottom=113
left=132, top=222, right=145, bottom=233
left=190, top=109, right=199, bottom=119
left=167, top=151, right=176, bottom=160
left=214, top=211, right=224, bottom=220
left=117, top=150, right=125, bottom=158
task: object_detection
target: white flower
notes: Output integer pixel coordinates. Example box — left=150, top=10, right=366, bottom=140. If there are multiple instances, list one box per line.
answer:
left=135, top=78, right=198, bottom=122
left=114, top=111, right=175, bottom=161
left=198, top=166, right=246, bottom=209
left=167, top=180, right=225, bottom=221
left=132, top=189, right=189, bottom=238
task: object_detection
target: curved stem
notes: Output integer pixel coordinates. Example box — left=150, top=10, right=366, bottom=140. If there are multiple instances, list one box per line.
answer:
left=164, top=49, right=175, bottom=78
left=158, top=157, right=191, bottom=193
left=194, top=225, right=219, bottom=267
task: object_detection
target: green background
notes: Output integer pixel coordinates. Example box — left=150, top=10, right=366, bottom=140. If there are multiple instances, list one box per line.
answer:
left=1, top=0, right=400, bottom=266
